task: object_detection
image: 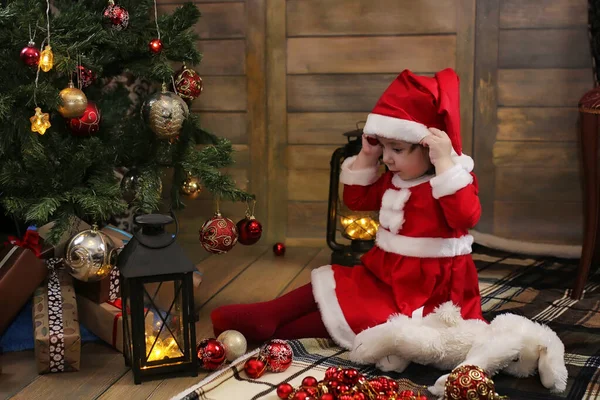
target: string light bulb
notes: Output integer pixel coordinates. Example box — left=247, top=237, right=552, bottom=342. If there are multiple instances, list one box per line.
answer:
left=39, top=45, right=53, bottom=72
left=30, top=107, right=51, bottom=135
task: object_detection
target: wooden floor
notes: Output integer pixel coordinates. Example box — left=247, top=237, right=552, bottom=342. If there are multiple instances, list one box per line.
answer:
left=0, top=243, right=331, bottom=400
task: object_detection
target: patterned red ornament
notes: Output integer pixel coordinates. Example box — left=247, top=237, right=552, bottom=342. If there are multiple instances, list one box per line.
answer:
left=444, top=365, right=504, bottom=400
left=103, top=0, right=129, bottom=30
left=273, top=242, right=286, bottom=256
left=319, top=395, right=335, bottom=400
left=174, top=65, right=203, bottom=101
left=20, top=41, right=40, bottom=66
left=199, top=213, right=238, bottom=254
left=244, top=356, right=267, bottom=379
left=196, top=338, right=226, bottom=370
left=261, top=339, right=293, bottom=372
left=277, top=383, right=294, bottom=399
left=68, top=101, right=101, bottom=136
left=237, top=217, right=262, bottom=245
left=149, top=38, right=163, bottom=53
left=78, top=65, right=95, bottom=88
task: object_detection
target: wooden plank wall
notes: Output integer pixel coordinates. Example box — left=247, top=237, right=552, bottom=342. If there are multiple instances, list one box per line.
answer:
left=486, top=0, right=592, bottom=244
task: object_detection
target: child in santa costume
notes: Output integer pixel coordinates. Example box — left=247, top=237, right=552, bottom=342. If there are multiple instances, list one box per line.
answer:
left=211, top=68, right=485, bottom=350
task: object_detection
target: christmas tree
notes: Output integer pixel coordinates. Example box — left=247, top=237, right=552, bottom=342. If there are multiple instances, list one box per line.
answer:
left=0, top=0, right=253, bottom=243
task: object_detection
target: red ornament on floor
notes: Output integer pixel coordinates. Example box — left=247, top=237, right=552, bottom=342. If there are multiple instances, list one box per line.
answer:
left=273, top=242, right=286, bottom=256
left=444, top=365, right=504, bottom=400
left=261, top=339, right=293, bottom=372
left=277, top=383, right=294, bottom=399
left=237, top=217, right=262, bottom=245
left=20, top=41, right=40, bottom=66
left=196, top=338, right=226, bottom=370
left=149, top=38, right=163, bottom=53
left=68, top=101, right=101, bottom=136
left=244, top=356, right=267, bottom=379
left=199, top=213, right=238, bottom=254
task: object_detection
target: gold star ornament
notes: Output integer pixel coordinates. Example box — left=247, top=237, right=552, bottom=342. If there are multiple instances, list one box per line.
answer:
left=30, top=107, right=51, bottom=135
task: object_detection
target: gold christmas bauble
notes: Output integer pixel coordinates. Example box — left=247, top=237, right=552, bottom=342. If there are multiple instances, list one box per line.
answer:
left=217, top=330, right=247, bottom=361
left=181, top=175, right=202, bottom=198
left=142, top=85, right=189, bottom=139
left=58, top=82, right=88, bottom=118
left=64, top=227, right=118, bottom=282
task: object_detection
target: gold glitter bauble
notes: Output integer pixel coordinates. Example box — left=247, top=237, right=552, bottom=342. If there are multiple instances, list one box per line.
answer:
left=64, top=227, right=118, bottom=282
left=142, top=85, right=189, bottom=139
left=181, top=175, right=202, bottom=198
left=58, top=82, right=88, bottom=118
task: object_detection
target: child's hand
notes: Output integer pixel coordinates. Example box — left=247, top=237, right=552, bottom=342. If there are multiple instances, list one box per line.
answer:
left=359, top=134, right=383, bottom=162
left=420, top=128, right=455, bottom=174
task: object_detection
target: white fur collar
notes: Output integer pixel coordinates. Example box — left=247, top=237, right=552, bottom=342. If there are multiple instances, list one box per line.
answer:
left=391, top=173, right=433, bottom=189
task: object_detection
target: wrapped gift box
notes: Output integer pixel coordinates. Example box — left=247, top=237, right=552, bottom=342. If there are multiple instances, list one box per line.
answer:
left=37, top=217, right=91, bottom=257
left=0, top=245, right=48, bottom=335
left=33, top=266, right=81, bottom=374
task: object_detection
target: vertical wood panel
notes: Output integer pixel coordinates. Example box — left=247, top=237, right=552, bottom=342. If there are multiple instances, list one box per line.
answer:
left=247, top=0, right=268, bottom=235
left=473, top=0, right=500, bottom=232
left=456, top=0, right=476, bottom=156
left=266, top=0, right=287, bottom=242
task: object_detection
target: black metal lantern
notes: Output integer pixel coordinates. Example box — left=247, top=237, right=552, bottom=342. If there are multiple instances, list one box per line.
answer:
left=118, top=212, right=198, bottom=384
left=327, top=126, right=381, bottom=266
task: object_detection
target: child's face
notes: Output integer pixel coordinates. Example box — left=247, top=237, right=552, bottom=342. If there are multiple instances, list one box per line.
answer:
left=377, top=137, right=432, bottom=180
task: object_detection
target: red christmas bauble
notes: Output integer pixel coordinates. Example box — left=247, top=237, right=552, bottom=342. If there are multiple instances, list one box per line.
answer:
left=244, top=356, right=267, bottom=379
left=302, top=376, right=318, bottom=387
left=277, top=383, right=294, bottom=399
left=199, top=213, right=238, bottom=254
left=103, top=1, right=129, bottom=30
left=366, top=136, right=379, bottom=146
left=319, top=395, right=335, bottom=400
left=237, top=217, right=262, bottom=245
left=20, top=41, right=40, bottom=66
left=68, top=101, right=101, bottom=136
left=292, top=391, right=309, bottom=400
left=149, top=38, right=163, bottom=53
left=325, top=366, right=339, bottom=380
left=196, top=338, right=226, bottom=370
left=174, top=65, right=204, bottom=101
left=273, top=242, right=286, bottom=256
left=78, top=65, right=95, bottom=88
left=261, top=339, right=293, bottom=372
left=352, top=393, right=366, bottom=400
left=444, top=365, right=500, bottom=400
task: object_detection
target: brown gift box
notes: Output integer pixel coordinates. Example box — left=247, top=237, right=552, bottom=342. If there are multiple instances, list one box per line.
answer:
left=73, top=225, right=129, bottom=304
left=37, top=217, right=91, bottom=257
left=33, top=269, right=81, bottom=374
left=76, top=295, right=153, bottom=353
left=0, top=245, right=48, bottom=335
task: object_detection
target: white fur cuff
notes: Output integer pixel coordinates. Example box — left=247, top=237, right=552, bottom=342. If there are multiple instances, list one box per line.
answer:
left=430, top=164, right=473, bottom=199
left=339, top=156, right=379, bottom=186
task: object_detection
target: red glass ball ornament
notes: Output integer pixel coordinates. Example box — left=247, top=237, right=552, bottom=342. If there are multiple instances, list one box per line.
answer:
left=149, top=38, right=163, bottom=53
left=277, top=383, right=294, bottom=399
left=292, top=391, right=309, bottom=400
left=338, top=395, right=354, bottom=400
left=343, top=368, right=359, bottom=384
left=237, top=217, right=263, bottom=245
left=103, top=1, right=129, bottom=30
left=325, top=366, right=339, bottom=380
left=244, top=356, right=267, bottom=379
left=352, top=393, right=366, bottom=400
left=273, top=242, right=286, bottom=256
left=302, top=376, right=318, bottom=387
left=68, top=101, right=101, bottom=136
left=319, top=395, right=335, bottom=400
left=20, top=41, right=40, bottom=66
left=261, top=339, right=293, bottom=372
left=366, top=136, right=379, bottom=146
left=444, top=365, right=500, bottom=400
left=78, top=65, right=95, bottom=88
left=174, top=65, right=204, bottom=101
left=196, top=338, right=226, bottom=370
left=199, top=213, right=238, bottom=254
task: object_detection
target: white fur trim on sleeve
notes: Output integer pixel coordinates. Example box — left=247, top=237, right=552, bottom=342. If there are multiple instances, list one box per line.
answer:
left=339, top=155, right=380, bottom=186
left=430, top=164, right=473, bottom=199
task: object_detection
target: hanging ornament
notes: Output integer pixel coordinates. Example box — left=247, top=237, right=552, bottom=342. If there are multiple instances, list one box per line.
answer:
left=196, top=338, right=226, bottom=370
left=199, top=210, right=238, bottom=254
left=39, top=45, right=53, bottom=72
left=260, top=339, right=293, bottom=373
left=149, top=38, right=163, bottom=53
left=142, top=83, right=189, bottom=140
left=180, top=174, right=202, bottom=199
left=20, top=40, right=40, bottom=66
left=273, top=242, right=286, bottom=256
left=216, top=330, right=247, bottom=362
left=120, top=167, right=163, bottom=204
left=64, top=226, right=119, bottom=282
left=444, top=365, right=506, bottom=400
left=68, top=101, right=101, bottom=136
left=78, top=65, right=95, bottom=88
left=103, top=0, right=129, bottom=30
left=58, top=81, right=88, bottom=118
left=30, top=107, right=51, bottom=135
left=244, top=356, right=267, bottom=379
left=174, top=64, right=203, bottom=102
left=237, top=200, right=262, bottom=245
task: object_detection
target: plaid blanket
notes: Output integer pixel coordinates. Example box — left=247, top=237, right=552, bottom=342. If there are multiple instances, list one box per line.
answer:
left=173, top=245, right=598, bottom=400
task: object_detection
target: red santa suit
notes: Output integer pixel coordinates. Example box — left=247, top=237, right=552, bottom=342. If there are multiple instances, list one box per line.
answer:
left=311, top=68, right=486, bottom=350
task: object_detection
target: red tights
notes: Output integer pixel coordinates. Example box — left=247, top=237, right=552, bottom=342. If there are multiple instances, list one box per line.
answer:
left=210, top=283, right=331, bottom=342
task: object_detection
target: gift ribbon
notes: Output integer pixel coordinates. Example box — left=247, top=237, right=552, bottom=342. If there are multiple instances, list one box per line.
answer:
left=108, top=267, right=120, bottom=302
left=6, top=228, right=42, bottom=257
left=108, top=298, right=123, bottom=349
left=46, top=258, right=65, bottom=373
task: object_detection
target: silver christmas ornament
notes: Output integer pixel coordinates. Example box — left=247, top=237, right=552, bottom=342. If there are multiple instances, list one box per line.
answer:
left=142, top=84, right=189, bottom=139
left=64, top=226, right=119, bottom=282
left=217, top=330, right=248, bottom=361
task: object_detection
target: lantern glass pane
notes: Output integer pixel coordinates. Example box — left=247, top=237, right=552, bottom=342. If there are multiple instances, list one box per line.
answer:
left=336, top=184, right=379, bottom=241
left=142, top=280, right=185, bottom=363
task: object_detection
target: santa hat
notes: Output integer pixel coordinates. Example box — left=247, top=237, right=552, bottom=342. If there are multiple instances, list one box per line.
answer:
left=363, top=68, right=473, bottom=171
